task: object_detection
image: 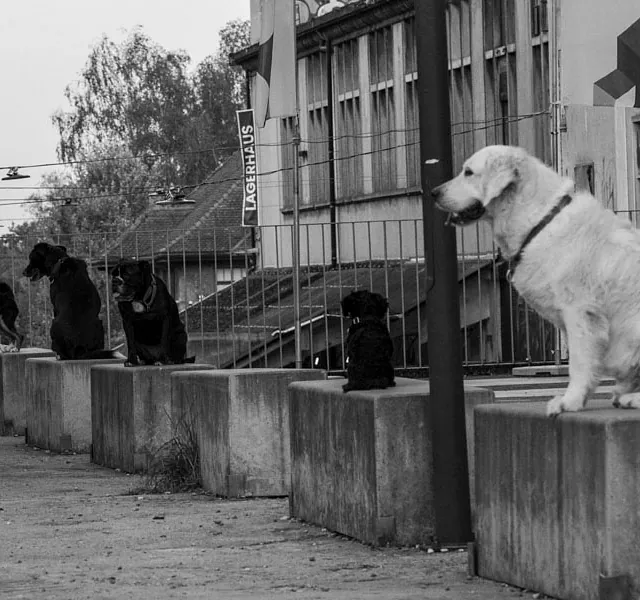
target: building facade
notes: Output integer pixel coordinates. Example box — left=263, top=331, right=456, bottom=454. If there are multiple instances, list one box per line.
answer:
left=229, top=0, right=640, bottom=367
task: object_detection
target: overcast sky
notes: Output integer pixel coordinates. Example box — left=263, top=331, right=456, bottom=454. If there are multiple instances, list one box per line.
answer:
left=0, top=0, right=251, bottom=228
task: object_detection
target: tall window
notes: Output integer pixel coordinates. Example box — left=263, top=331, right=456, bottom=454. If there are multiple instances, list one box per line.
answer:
left=306, top=52, right=331, bottom=205
left=404, top=18, right=420, bottom=188
left=333, top=39, right=363, bottom=200
left=369, top=26, right=397, bottom=193
left=483, top=0, right=516, bottom=50
left=280, top=116, right=296, bottom=210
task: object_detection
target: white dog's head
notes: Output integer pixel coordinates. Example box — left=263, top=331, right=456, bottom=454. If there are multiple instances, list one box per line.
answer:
left=431, top=145, right=532, bottom=226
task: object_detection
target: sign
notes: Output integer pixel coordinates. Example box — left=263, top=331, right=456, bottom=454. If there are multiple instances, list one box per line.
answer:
left=236, top=109, right=259, bottom=227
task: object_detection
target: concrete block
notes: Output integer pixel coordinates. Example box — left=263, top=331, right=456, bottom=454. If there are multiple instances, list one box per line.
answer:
left=0, top=348, right=55, bottom=435
left=512, top=364, right=568, bottom=377
left=172, top=368, right=326, bottom=497
left=25, top=356, right=124, bottom=452
left=91, top=363, right=214, bottom=473
left=475, top=401, right=640, bottom=600
left=289, top=377, right=494, bottom=546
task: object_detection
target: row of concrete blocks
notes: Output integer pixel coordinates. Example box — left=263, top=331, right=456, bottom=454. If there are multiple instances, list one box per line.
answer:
left=0, top=349, right=493, bottom=547
left=2, top=349, right=639, bottom=599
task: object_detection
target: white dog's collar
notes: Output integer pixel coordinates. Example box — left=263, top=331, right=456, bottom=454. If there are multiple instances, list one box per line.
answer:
left=506, top=194, right=572, bottom=280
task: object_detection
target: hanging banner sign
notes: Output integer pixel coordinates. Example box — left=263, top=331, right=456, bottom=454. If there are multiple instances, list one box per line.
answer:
left=236, top=109, right=259, bottom=227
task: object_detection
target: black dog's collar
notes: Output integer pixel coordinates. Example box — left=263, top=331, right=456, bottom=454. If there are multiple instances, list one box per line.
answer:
left=131, top=275, right=158, bottom=313
left=48, top=257, right=69, bottom=282
left=505, top=194, right=572, bottom=280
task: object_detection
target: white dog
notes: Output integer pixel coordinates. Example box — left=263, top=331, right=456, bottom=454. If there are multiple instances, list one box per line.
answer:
left=432, top=144, right=640, bottom=416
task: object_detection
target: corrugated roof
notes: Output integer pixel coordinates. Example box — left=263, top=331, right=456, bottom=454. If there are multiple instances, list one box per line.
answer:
left=106, top=151, right=250, bottom=260
left=183, top=263, right=428, bottom=363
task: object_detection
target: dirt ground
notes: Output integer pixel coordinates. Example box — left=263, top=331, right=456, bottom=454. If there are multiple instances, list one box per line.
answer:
left=1, top=436, right=542, bottom=600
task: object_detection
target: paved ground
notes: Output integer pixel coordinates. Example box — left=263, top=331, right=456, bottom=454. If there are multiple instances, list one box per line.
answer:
left=0, top=435, right=548, bottom=600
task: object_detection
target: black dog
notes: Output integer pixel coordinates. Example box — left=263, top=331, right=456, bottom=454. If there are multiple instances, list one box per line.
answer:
left=0, top=281, right=24, bottom=351
left=111, top=259, right=194, bottom=366
left=22, top=243, right=116, bottom=360
left=341, top=289, right=395, bottom=392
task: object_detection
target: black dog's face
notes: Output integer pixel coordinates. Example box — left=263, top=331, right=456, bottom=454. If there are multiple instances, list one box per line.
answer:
left=111, top=260, right=153, bottom=301
left=341, top=290, right=389, bottom=320
left=23, top=243, right=68, bottom=282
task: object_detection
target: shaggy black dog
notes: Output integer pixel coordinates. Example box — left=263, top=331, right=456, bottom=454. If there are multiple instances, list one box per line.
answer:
left=111, top=259, right=194, bottom=366
left=23, top=243, right=117, bottom=360
left=0, top=281, right=24, bottom=351
left=341, top=289, right=395, bottom=392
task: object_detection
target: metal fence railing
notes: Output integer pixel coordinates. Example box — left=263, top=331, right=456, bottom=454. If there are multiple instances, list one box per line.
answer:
left=0, top=220, right=563, bottom=373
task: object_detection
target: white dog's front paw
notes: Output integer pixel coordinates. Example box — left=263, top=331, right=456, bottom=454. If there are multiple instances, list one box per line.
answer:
left=614, top=392, right=640, bottom=409
left=546, top=395, right=583, bottom=417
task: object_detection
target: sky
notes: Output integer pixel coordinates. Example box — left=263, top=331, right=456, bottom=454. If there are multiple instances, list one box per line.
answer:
left=0, top=0, right=251, bottom=230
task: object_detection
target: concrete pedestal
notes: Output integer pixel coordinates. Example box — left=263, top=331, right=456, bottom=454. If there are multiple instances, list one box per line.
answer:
left=0, top=348, right=55, bottom=435
left=25, top=356, right=124, bottom=452
left=475, top=401, right=640, bottom=600
left=172, top=368, right=326, bottom=497
left=288, top=377, right=494, bottom=546
left=91, top=363, right=214, bottom=473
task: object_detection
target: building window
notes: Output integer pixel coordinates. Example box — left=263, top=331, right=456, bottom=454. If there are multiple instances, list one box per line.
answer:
left=306, top=52, right=331, bottom=206
left=531, top=0, right=549, bottom=37
left=280, top=116, right=296, bottom=210
left=333, top=38, right=363, bottom=200
left=483, top=0, right=516, bottom=51
left=533, top=40, right=551, bottom=163
left=404, top=18, right=420, bottom=188
left=369, top=26, right=397, bottom=193
left=484, top=55, right=517, bottom=146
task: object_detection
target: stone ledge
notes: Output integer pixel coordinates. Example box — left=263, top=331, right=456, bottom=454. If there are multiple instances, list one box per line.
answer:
left=289, top=377, right=494, bottom=546
left=25, top=356, right=124, bottom=452
left=475, top=400, right=640, bottom=600
left=172, top=368, right=326, bottom=497
left=0, top=348, right=56, bottom=435
left=91, top=363, right=214, bottom=472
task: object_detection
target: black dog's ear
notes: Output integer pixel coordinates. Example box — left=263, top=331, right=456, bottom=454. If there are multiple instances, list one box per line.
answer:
left=138, top=260, right=153, bottom=277
left=371, top=293, right=389, bottom=318
left=55, top=245, right=67, bottom=254
left=341, top=294, right=353, bottom=318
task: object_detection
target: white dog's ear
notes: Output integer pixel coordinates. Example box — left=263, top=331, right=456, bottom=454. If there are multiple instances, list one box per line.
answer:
left=483, top=166, right=519, bottom=206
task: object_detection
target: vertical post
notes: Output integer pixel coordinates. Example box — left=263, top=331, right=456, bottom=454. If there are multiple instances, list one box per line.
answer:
left=415, top=1, right=472, bottom=544
left=292, top=0, right=302, bottom=369
left=549, top=0, right=563, bottom=366
left=292, top=118, right=303, bottom=369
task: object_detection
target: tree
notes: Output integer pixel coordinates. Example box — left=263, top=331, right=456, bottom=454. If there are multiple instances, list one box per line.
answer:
left=6, top=21, right=251, bottom=251
left=52, top=21, right=250, bottom=193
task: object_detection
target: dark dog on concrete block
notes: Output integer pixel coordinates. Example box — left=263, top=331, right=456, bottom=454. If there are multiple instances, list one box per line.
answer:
left=0, top=281, right=24, bottom=351
left=111, top=259, right=195, bottom=366
left=341, top=289, right=395, bottom=393
left=22, top=243, right=117, bottom=360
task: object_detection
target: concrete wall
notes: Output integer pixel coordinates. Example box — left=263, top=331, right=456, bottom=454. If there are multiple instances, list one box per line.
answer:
left=91, top=363, right=214, bottom=472
left=25, top=357, right=123, bottom=452
left=289, top=377, right=494, bottom=546
left=172, top=368, right=326, bottom=497
left=0, top=348, right=55, bottom=435
left=475, top=400, right=640, bottom=600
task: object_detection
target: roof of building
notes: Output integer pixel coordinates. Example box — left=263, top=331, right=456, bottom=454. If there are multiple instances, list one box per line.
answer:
left=105, top=151, right=251, bottom=261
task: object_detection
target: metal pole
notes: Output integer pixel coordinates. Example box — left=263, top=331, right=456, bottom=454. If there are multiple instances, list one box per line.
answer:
left=292, top=0, right=302, bottom=369
left=550, top=0, right=563, bottom=366
left=415, top=0, right=472, bottom=545
left=292, top=118, right=302, bottom=368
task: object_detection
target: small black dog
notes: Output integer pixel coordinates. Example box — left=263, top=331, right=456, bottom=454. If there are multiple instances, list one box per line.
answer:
left=341, top=289, right=395, bottom=392
left=111, top=259, right=194, bottom=366
left=23, top=243, right=116, bottom=360
left=0, top=281, right=24, bottom=351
